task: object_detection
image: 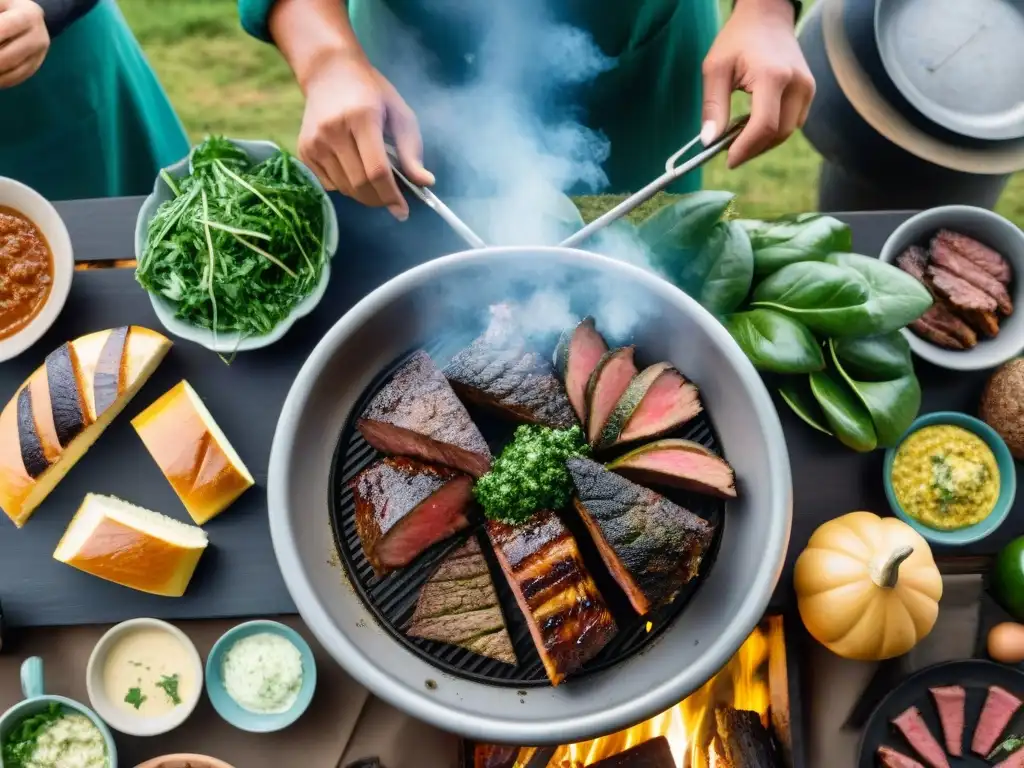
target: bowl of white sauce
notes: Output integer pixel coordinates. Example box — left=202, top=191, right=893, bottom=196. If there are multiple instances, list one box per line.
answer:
left=205, top=620, right=316, bottom=732
left=0, top=656, right=116, bottom=767
left=86, top=618, right=203, bottom=737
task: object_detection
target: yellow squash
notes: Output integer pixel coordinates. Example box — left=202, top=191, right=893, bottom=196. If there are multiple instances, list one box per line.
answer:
left=794, top=511, right=943, bottom=660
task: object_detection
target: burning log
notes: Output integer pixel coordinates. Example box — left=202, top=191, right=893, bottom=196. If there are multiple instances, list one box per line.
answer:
left=589, top=736, right=675, bottom=768
left=473, top=745, right=520, bottom=768
left=715, top=707, right=780, bottom=768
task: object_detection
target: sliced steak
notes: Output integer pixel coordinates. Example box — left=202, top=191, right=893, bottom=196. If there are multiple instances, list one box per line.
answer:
left=877, top=746, right=925, bottom=768
left=350, top=457, right=472, bottom=575
left=995, top=747, right=1024, bottom=767
left=892, top=706, right=950, bottom=768
left=444, top=316, right=577, bottom=430
left=935, top=229, right=1012, bottom=283
left=596, top=363, right=703, bottom=450
left=606, top=438, right=736, bottom=499
left=929, top=685, right=965, bottom=756
left=568, top=457, right=715, bottom=616
left=896, top=245, right=930, bottom=282
left=972, top=685, right=1022, bottom=756
left=554, top=317, right=609, bottom=425
left=928, top=265, right=998, bottom=313
left=911, top=305, right=978, bottom=350
left=585, top=347, right=638, bottom=445
left=407, top=537, right=516, bottom=664
left=931, top=238, right=1013, bottom=315
left=487, top=510, right=617, bottom=686
left=961, top=308, right=1001, bottom=338
left=357, top=350, right=492, bottom=477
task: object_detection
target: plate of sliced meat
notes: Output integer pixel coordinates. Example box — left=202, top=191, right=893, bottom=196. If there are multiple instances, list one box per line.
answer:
left=860, top=659, right=1024, bottom=767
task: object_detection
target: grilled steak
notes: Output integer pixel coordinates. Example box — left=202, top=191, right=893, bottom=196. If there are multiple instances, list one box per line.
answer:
left=972, top=685, right=1022, bottom=756
left=444, top=311, right=578, bottom=430
left=606, top=439, right=736, bottom=499
left=892, top=706, right=949, bottom=768
left=568, top=457, right=715, bottom=616
left=350, top=457, right=472, bottom=575
left=935, top=229, right=1011, bottom=283
left=897, top=246, right=930, bottom=281
left=877, top=746, right=926, bottom=768
left=961, top=308, right=1001, bottom=338
left=931, top=238, right=1013, bottom=315
left=898, top=246, right=979, bottom=350
left=928, top=265, right=998, bottom=313
left=487, top=510, right=617, bottom=686
left=407, top=538, right=516, bottom=664
left=357, top=350, right=492, bottom=477
left=929, top=685, right=965, bottom=756
left=586, top=347, right=638, bottom=445
left=596, top=363, right=702, bottom=450
left=554, top=317, right=609, bottom=425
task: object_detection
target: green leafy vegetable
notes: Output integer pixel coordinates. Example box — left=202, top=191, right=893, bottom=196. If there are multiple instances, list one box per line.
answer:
left=824, top=252, right=933, bottom=335
left=125, top=687, right=146, bottom=709
left=156, top=674, right=182, bottom=705
left=136, top=136, right=327, bottom=341
left=693, top=221, right=755, bottom=315
left=831, top=332, right=914, bottom=381
left=637, top=190, right=734, bottom=278
left=741, top=213, right=853, bottom=276
left=808, top=371, right=878, bottom=452
left=751, top=261, right=873, bottom=337
left=989, top=734, right=1024, bottom=761
left=778, top=380, right=833, bottom=436
left=723, top=309, right=824, bottom=374
left=1, top=703, right=62, bottom=767
left=474, top=424, right=589, bottom=525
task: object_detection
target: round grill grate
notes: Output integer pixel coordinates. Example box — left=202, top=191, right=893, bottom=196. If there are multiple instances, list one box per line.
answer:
left=328, top=336, right=727, bottom=687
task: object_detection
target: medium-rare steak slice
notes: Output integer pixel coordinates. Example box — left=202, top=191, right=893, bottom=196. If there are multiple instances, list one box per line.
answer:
left=931, top=239, right=1013, bottom=315
left=357, top=350, right=492, bottom=477
left=896, top=246, right=930, bottom=281
left=961, top=308, right=1001, bottom=338
left=585, top=347, right=638, bottom=445
left=606, top=439, right=737, bottom=499
left=929, top=685, right=965, bottom=756
left=407, top=537, right=516, bottom=664
left=596, top=363, right=702, bottom=450
left=554, top=317, right=609, bottom=426
left=897, top=246, right=979, bottom=350
left=350, top=457, right=472, bottom=575
left=878, top=746, right=926, bottom=768
left=444, top=316, right=577, bottom=430
left=568, top=457, right=715, bottom=616
left=928, top=265, right=998, bottom=313
left=892, top=706, right=950, bottom=768
left=487, top=510, right=617, bottom=686
left=935, top=229, right=1012, bottom=283
left=972, top=685, right=1022, bottom=756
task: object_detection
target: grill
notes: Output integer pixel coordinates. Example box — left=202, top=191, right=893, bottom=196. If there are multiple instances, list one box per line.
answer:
left=328, top=333, right=728, bottom=687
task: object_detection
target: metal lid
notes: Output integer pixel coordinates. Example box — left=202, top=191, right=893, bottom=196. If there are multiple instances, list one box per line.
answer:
left=875, top=0, right=1024, bottom=140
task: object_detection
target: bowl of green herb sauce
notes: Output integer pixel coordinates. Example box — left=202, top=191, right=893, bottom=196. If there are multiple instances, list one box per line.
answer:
left=135, top=137, right=339, bottom=354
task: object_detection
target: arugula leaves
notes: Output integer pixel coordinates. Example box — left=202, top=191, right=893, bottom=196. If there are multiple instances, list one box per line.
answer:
left=136, top=136, right=326, bottom=340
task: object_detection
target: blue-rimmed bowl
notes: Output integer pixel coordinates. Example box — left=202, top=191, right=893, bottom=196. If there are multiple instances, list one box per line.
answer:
left=134, top=139, right=339, bottom=354
left=0, top=657, right=118, bottom=766
left=883, top=411, right=1017, bottom=545
left=205, top=620, right=316, bottom=733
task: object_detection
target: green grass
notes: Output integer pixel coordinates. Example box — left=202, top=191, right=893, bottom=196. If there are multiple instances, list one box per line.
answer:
left=119, top=0, right=1022, bottom=226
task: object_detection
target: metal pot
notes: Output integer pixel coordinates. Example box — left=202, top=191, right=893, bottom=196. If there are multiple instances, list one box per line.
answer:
left=267, top=246, right=792, bottom=744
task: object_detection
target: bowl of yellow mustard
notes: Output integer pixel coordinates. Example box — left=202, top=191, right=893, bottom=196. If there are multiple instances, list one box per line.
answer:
left=884, top=411, right=1016, bottom=545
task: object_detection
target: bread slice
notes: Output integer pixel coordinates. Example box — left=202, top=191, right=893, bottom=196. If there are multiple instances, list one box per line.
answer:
left=0, top=326, right=172, bottom=527
left=132, top=380, right=254, bottom=525
left=53, top=493, right=208, bottom=597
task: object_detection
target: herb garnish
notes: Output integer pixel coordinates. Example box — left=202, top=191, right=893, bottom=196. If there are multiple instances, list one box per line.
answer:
left=125, top=687, right=146, bottom=710
left=156, top=673, right=182, bottom=705
left=1, top=702, right=62, bottom=767
left=474, top=424, right=589, bottom=524
left=136, top=136, right=326, bottom=345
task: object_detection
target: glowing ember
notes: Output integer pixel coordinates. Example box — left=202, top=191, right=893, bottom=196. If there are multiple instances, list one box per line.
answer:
left=542, top=619, right=779, bottom=768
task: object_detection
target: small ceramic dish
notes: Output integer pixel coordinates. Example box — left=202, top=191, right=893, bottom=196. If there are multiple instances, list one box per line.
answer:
left=0, top=177, right=74, bottom=363
left=883, top=411, right=1016, bottom=546
left=133, top=138, right=339, bottom=354
left=0, top=657, right=118, bottom=766
left=205, top=620, right=316, bottom=733
left=135, top=755, right=235, bottom=768
left=878, top=205, right=1024, bottom=371
left=86, top=618, right=203, bottom=737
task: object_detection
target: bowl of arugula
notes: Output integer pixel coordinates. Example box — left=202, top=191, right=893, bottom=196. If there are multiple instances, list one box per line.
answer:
left=135, top=137, right=339, bottom=355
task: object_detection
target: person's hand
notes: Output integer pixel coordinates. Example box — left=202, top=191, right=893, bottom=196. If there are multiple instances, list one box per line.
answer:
left=297, top=53, right=433, bottom=221
left=0, top=0, right=49, bottom=89
left=701, top=0, right=815, bottom=168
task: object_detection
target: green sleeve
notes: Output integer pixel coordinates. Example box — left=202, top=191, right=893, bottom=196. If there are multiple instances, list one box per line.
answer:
left=238, top=0, right=277, bottom=42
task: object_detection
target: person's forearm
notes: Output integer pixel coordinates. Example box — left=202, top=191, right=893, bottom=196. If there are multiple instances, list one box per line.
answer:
left=268, top=0, right=367, bottom=94
left=33, top=0, right=98, bottom=38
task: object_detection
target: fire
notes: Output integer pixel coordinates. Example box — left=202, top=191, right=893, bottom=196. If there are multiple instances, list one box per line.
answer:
left=542, top=618, right=779, bottom=768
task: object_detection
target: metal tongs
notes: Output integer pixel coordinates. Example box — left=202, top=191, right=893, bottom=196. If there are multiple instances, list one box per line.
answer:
left=386, top=114, right=750, bottom=249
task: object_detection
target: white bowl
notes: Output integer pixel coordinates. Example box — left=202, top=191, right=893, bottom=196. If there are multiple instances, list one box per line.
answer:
left=134, top=139, right=339, bottom=353
left=0, top=177, right=73, bottom=362
left=86, top=618, right=203, bottom=737
left=878, top=205, right=1024, bottom=371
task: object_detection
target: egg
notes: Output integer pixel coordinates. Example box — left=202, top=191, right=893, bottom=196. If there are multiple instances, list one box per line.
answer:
left=988, top=622, right=1024, bottom=664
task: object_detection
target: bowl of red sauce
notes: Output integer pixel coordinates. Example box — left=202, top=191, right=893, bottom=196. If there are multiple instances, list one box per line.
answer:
left=0, top=177, right=73, bottom=362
